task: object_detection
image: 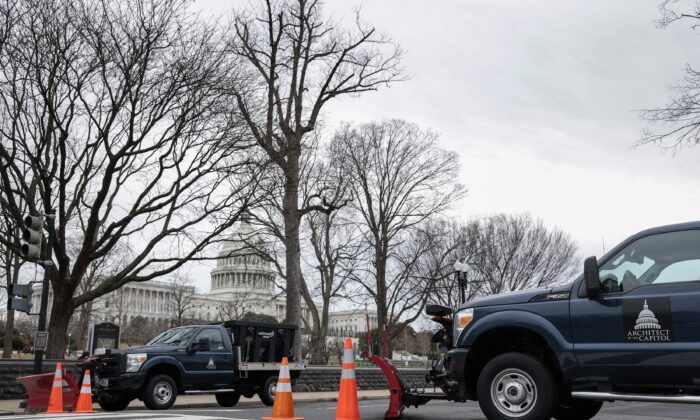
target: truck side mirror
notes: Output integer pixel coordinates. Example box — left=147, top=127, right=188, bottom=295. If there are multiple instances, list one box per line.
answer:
left=583, top=256, right=600, bottom=298
left=189, top=337, right=210, bottom=352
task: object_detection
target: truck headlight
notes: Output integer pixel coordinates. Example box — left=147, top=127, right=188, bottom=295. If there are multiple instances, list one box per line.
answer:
left=126, top=354, right=148, bottom=372
left=454, top=308, right=474, bottom=339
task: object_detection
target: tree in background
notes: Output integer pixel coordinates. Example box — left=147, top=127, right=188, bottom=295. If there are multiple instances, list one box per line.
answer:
left=641, top=1, right=700, bottom=149
left=425, top=220, right=480, bottom=309
left=168, top=274, right=199, bottom=327
left=332, top=120, right=465, bottom=356
left=122, top=316, right=158, bottom=346
left=465, top=214, right=579, bottom=296
left=216, top=288, right=255, bottom=322
left=0, top=0, right=261, bottom=358
left=241, top=312, right=279, bottom=324
left=227, top=0, right=404, bottom=357
left=299, top=154, right=361, bottom=364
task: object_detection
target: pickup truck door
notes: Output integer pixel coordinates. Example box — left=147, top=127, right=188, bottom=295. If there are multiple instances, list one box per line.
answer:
left=182, top=328, right=234, bottom=389
left=570, top=229, right=700, bottom=387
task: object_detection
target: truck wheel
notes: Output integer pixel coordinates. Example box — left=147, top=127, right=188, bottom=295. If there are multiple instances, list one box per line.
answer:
left=97, top=394, right=130, bottom=411
left=477, top=352, right=557, bottom=420
left=259, top=375, right=277, bottom=406
left=143, top=374, right=177, bottom=410
left=553, top=399, right=603, bottom=420
left=215, top=392, right=241, bottom=407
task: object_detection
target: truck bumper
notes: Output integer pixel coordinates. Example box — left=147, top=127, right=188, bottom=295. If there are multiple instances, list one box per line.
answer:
left=95, top=373, right=146, bottom=392
left=447, top=347, right=470, bottom=381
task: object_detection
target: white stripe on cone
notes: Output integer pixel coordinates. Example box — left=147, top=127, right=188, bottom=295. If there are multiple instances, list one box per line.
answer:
left=276, top=382, right=292, bottom=392
left=80, top=375, right=91, bottom=393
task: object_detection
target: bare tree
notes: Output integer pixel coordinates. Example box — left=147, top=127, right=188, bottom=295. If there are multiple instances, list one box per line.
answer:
left=121, top=316, right=158, bottom=346
left=415, top=219, right=479, bottom=310
left=215, top=287, right=255, bottom=322
left=167, top=274, right=199, bottom=327
left=226, top=0, right=404, bottom=357
left=332, top=120, right=465, bottom=356
left=302, top=204, right=362, bottom=364
left=0, top=0, right=261, bottom=357
left=640, top=1, right=700, bottom=149
left=104, top=287, right=128, bottom=326
left=466, top=214, right=579, bottom=295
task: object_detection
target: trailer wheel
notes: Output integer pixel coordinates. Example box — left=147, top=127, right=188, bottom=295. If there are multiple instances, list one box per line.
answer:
left=259, top=375, right=277, bottom=406
left=477, top=352, right=557, bottom=420
left=143, top=374, right=177, bottom=410
left=215, top=392, right=241, bottom=407
left=553, top=399, right=603, bottom=420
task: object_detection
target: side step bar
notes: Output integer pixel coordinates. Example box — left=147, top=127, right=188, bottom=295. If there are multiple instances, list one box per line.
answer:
left=185, top=389, right=236, bottom=394
left=572, top=391, right=700, bottom=404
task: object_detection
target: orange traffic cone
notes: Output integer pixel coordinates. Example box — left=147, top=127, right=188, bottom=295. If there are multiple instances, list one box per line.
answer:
left=74, top=369, right=95, bottom=413
left=44, top=363, right=64, bottom=414
left=262, top=357, right=303, bottom=420
left=335, top=338, right=360, bottom=420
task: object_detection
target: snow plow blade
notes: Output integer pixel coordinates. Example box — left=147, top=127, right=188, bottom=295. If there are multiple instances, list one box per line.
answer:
left=364, top=352, right=444, bottom=419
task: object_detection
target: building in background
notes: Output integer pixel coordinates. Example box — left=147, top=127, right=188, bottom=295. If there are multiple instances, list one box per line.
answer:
left=327, top=308, right=378, bottom=339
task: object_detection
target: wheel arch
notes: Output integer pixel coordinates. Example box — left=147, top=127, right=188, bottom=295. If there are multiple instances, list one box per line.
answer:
left=142, top=359, right=184, bottom=392
left=463, top=324, right=567, bottom=399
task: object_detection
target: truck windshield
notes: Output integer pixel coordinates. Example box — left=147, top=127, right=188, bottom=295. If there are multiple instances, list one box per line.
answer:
left=147, top=327, right=198, bottom=346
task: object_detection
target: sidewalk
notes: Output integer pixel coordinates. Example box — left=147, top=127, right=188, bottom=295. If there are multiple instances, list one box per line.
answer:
left=0, top=390, right=390, bottom=414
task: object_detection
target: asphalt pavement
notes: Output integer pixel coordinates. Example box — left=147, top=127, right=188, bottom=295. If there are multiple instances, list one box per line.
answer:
left=2, top=400, right=700, bottom=420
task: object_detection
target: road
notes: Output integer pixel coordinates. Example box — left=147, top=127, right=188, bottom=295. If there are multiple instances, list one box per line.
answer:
left=3, top=400, right=700, bottom=420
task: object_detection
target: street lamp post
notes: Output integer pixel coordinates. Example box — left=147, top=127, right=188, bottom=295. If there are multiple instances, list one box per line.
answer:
left=66, top=333, right=72, bottom=358
left=453, top=261, right=470, bottom=304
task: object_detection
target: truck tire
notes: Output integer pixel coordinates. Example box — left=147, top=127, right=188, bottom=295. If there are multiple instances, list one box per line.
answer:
left=215, top=392, right=241, bottom=407
left=259, top=375, right=277, bottom=406
left=97, top=394, right=130, bottom=411
left=477, top=352, right=557, bottom=420
left=143, top=374, right=177, bottom=410
left=553, top=399, right=603, bottom=420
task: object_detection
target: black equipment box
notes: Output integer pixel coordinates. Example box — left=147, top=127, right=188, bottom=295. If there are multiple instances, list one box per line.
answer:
left=222, top=320, right=297, bottom=363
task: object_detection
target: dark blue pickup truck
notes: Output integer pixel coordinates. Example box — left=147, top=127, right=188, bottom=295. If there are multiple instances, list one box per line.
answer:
left=80, top=320, right=304, bottom=411
left=436, top=221, right=700, bottom=420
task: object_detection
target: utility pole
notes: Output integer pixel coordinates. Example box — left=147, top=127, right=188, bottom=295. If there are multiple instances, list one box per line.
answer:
left=33, top=210, right=54, bottom=374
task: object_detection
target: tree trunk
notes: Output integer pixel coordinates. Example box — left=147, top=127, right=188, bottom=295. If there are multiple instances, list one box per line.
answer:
left=283, top=154, right=303, bottom=360
left=375, top=240, right=389, bottom=357
left=76, top=302, right=92, bottom=350
left=2, top=309, right=15, bottom=358
left=308, top=309, right=329, bottom=364
left=46, top=298, right=73, bottom=359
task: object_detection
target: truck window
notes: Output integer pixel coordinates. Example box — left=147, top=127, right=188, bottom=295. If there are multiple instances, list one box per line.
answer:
left=598, top=229, right=700, bottom=293
left=654, top=259, right=700, bottom=284
left=193, top=328, right=226, bottom=351
left=147, top=326, right=198, bottom=347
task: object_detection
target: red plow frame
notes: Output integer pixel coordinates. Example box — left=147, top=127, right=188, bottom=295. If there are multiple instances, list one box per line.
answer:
left=364, top=352, right=448, bottom=419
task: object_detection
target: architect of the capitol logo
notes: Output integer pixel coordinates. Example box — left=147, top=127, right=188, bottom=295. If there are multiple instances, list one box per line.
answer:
left=626, top=299, right=672, bottom=342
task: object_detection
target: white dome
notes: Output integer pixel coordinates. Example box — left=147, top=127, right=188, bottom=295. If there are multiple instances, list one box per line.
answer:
left=209, top=218, right=276, bottom=298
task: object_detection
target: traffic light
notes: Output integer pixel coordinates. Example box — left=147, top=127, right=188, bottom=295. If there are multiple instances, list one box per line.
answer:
left=21, top=215, right=42, bottom=260
left=9, top=283, right=34, bottom=313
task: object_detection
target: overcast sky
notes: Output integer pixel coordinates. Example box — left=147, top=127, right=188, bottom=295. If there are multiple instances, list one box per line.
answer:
left=191, top=0, right=700, bottom=293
